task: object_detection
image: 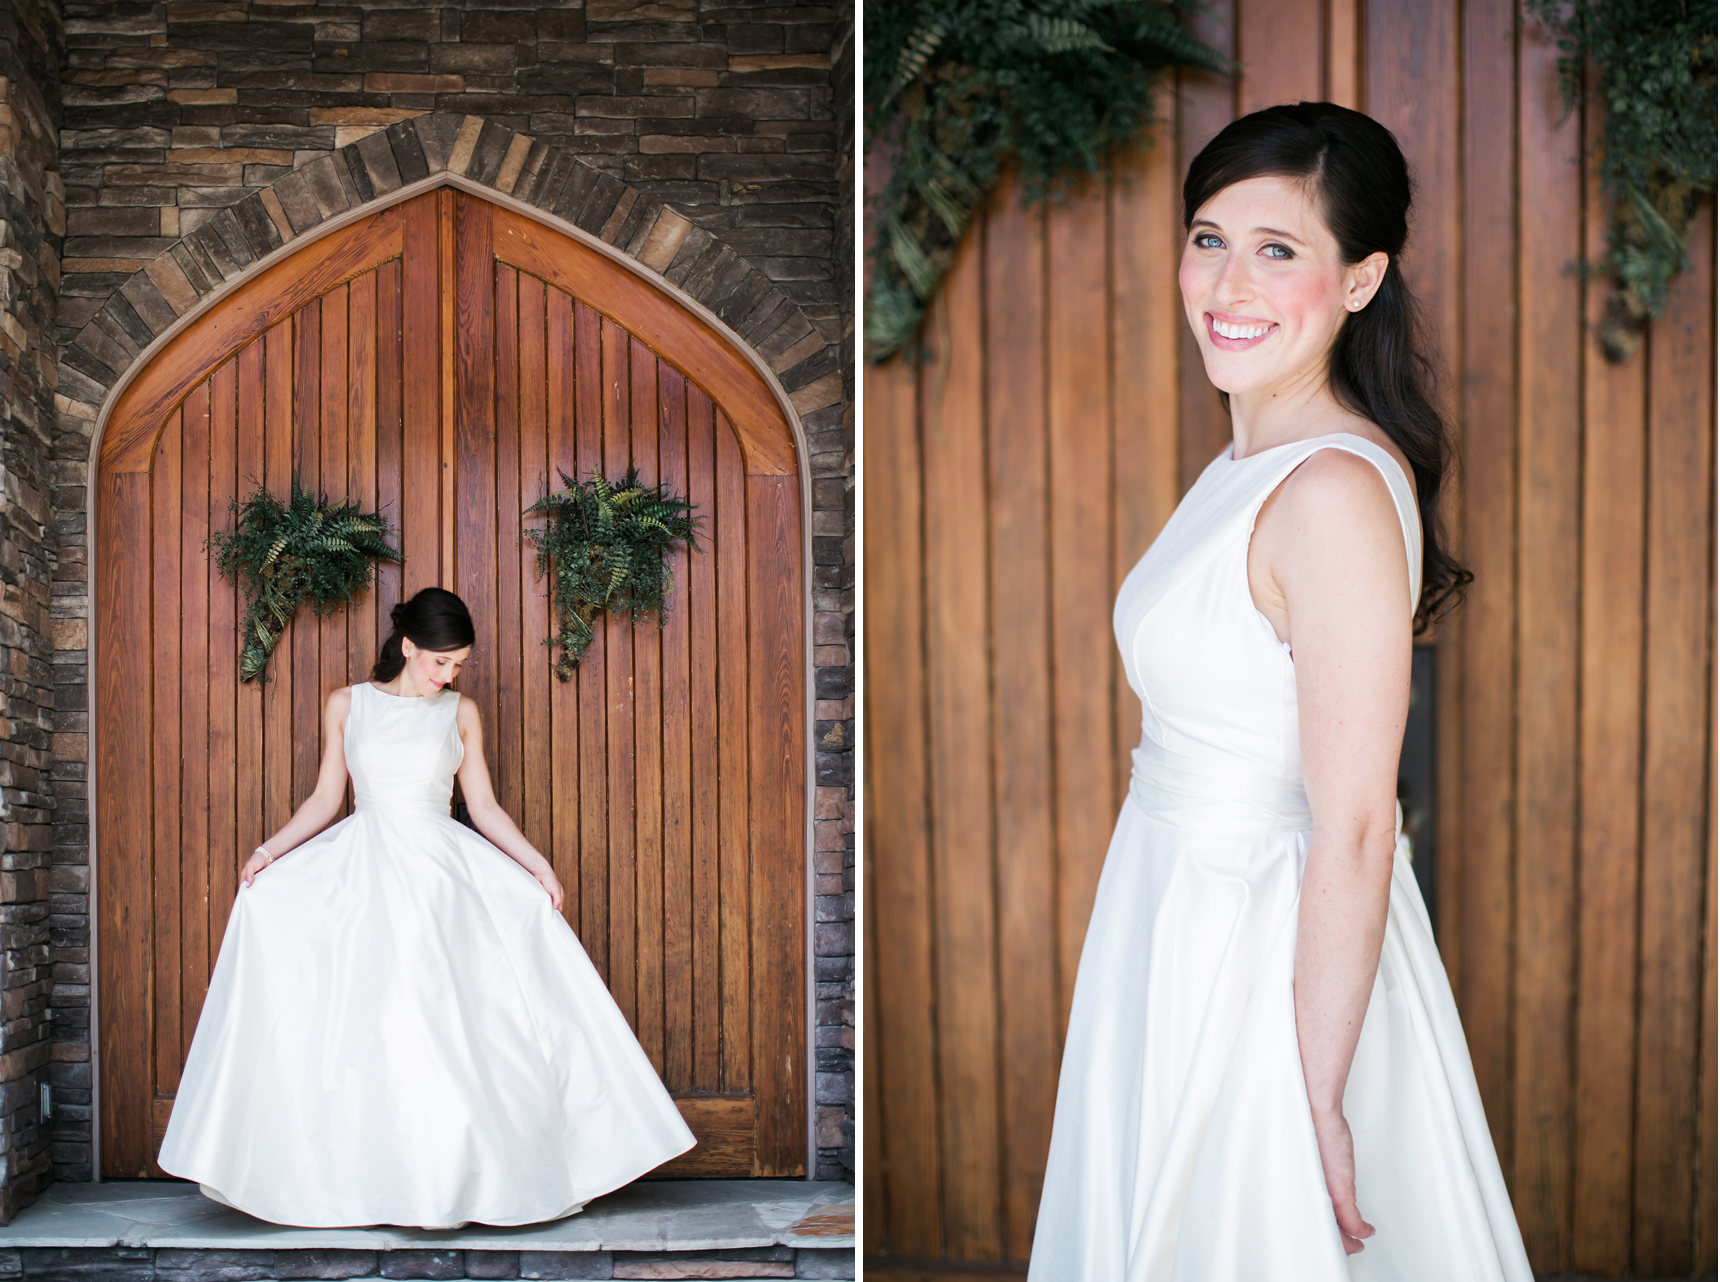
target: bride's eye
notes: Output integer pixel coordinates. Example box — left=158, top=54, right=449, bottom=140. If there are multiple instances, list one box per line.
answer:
left=1194, top=232, right=1223, bottom=250
left=1261, top=242, right=1294, bottom=260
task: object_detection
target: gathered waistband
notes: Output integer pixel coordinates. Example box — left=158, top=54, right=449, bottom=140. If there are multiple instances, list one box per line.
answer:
left=353, top=796, right=453, bottom=817
left=1127, top=744, right=1313, bottom=835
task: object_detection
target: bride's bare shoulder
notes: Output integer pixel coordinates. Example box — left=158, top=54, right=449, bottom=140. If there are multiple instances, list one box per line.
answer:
left=324, top=685, right=356, bottom=716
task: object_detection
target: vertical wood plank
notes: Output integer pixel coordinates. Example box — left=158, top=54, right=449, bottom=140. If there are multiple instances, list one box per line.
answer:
left=96, top=472, right=152, bottom=1175
left=454, top=195, right=499, bottom=779
left=685, top=386, right=722, bottom=1092
left=602, top=318, right=638, bottom=1025
left=574, top=300, right=610, bottom=978
left=177, top=383, right=211, bottom=1075
left=631, top=340, right=665, bottom=1070
left=440, top=188, right=457, bottom=582
left=1632, top=205, right=1714, bottom=1276
left=747, top=471, right=806, bottom=1175
left=921, top=231, right=1002, bottom=1256
left=318, top=286, right=349, bottom=776
left=235, top=340, right=266, bottom=905
left=546, top=288, right=582, bottom=933
left=211, top=355, right=243, bottom=954
left=1700, top=727, right=1718, bottom=1277
left=984, top=181, right=1058, bottom=1261
left=494, top=264, right=524, bottom=823
left=517, top=275, right=552, bottom=866
left=1326, top=0, right=1359, bottom=108
left=1046, top=183, right=1115, bottom=1028
left=291, top=304, right=323, bottom=810
left=1456, top=0, right=1518, bottom=1165
left=658, top=365, right=694, bottom=1093
left=150, top=411, right=183, bottom=1103
left=1512, top=18, right=1583, bottom=1265
left=402, top=193, right=442, bottom=595
left=347, top=270, right=379, bottom=685
left=1237, top=0, right=1322, bottom=114
left=863, top=352, right=942, bottom=1254
left=263, top=322, right=295, bottom=839
left=1570, top=110, right=1646, bottom=1274
left=374, top=260, right=405, bottom=633
left=714, top=411, right=751, bottom=1092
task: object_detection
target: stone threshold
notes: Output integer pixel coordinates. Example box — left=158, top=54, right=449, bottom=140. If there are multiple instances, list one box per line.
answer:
left=0, top=1180, right=855, bottom=1280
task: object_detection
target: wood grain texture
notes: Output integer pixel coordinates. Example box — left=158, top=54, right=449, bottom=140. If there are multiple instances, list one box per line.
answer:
left=1046, top=183, right=1115, bottom=1030
left=1455, top=0, right=1518, bottom=1168
left=97, top=186, right=809, bottom=1182
left=920, top=232, right=1002, bottom=1258
left=1238, top=0, right=1321, bottom=113
left=1511, top=21, right=1583, bottom=1263
left=983, top=182, right=1058, bottom=1263
left=1570, top=117, right=1646, bottom=1275
left=1632, top=204, right=1714, bottom=1277
left=864, top=352, right=942, bottom=1258
left=102, top=208, right=404, bottom=472
left=96, top=472, right=152, bottom=1176
left=493, top=207, right=795, bottom=476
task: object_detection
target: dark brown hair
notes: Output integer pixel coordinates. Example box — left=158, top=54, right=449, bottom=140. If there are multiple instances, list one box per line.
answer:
left=1183, top=101, right=1472, bottom=629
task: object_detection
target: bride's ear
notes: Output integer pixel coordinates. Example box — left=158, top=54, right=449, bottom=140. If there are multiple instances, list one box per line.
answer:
left=400, top=637, right=417, bottom=660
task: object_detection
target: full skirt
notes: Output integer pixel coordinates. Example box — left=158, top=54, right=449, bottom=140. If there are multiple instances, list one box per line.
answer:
left=1027, top=797, right=1533, bottom=1280
left=157, top=807, right=696, bottom=1228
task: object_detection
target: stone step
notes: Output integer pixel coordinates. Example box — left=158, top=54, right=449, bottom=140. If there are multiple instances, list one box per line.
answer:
left=0, top=1181, right=855, bottom=1280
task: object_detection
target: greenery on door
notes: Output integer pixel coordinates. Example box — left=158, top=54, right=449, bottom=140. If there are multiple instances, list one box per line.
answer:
left=863, top=0, right=1228, bottom=363
left=207, top=481, right=403, bottom=683
left=525, top=469, right=700, bottom=680
left=1527, top=0, right=1717, bottom=361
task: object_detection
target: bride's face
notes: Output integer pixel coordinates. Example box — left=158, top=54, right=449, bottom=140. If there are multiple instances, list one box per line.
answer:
left=400, top=640, right=471, bottom=693
left=1177, top=174, right=1384, bottom=399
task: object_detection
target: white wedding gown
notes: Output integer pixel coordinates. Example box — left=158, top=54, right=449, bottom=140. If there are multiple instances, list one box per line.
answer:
left=158, top=680, right=696, bottom=1228
left=1028, top=435, right=1532, bottom=1280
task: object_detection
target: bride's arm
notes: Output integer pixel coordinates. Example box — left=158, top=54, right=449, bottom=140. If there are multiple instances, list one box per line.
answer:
left=452, top=698, right=565, bottom=910
left=1252, top=448, right=1411, bottom=1255
left=241, top=686, right=355, bottom=886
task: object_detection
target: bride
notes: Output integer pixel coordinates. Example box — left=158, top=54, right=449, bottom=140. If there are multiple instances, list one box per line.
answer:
left=158, top=587, right=695, bottom=1228
left=1027, top=103, right=1532, bottom=1278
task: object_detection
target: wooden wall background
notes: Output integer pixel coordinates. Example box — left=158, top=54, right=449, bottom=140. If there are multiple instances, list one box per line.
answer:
left=862, top=1, right=1717, bottom=1275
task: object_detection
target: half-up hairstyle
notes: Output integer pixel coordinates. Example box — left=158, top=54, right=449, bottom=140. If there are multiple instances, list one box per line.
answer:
left=1183, top=101, right=1472, bottom=629
left=371, top=587, right=476, bottom=683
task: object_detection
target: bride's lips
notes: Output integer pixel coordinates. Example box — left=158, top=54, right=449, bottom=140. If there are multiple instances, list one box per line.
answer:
left=1205, top=312, right=1278, bottom=351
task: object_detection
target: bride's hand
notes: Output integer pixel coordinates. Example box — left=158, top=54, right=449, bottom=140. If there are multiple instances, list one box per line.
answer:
left=1311, top=1104, right=1374, bottom=1254
left=535, top=867, right=564, bottom=911
left=240, top=847, right=275, bottom=888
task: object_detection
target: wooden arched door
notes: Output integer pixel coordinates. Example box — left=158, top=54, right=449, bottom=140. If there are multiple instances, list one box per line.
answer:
left=94, top=187, right=807, bottom=1180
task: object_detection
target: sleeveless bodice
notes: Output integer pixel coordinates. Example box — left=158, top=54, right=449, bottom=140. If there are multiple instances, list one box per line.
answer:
left=343, top=681, right=465, bottom=814
left=1112, top=433, right=1420, bottom=834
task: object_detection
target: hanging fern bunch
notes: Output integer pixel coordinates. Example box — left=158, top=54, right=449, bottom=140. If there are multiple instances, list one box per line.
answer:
left=1527, top=0, right=1717, bottom=362
left=525, top=468, right=700, bottom=680
left=207, top=479, right=403, bottom=683
left=863, top=0, right=1230, bottom=363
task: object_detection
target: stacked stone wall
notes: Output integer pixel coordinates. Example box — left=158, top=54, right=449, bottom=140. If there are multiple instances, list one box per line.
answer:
left=809, top=0, right=849, bottom=1185
left=37, top=0, right=853, bottom=1193
left=0, top=0, right=62, bottom=1226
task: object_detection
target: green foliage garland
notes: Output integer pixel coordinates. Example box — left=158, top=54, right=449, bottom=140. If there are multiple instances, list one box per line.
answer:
left=525, top=468, right=700, bottom=680
left=207, top=480, right=403, bottom=683
left=1527, top=0, right=1716, bottom=361
left=864, top=0, right=1229, bottom=363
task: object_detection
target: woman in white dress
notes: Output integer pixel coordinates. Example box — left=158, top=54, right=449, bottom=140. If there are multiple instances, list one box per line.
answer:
left=159, top=587, right=696, bottom=1228
left=1027, top=103, right=1533, bottom=1279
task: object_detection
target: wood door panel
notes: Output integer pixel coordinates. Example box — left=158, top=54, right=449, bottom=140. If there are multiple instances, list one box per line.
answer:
left=97, top=188, right=806, bottom=1181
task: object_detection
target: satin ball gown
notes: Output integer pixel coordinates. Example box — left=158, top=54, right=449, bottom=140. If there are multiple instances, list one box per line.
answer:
left=158, top=679, right=696, bottom=1228
left=1027, top=434, right=1533, bottom=1281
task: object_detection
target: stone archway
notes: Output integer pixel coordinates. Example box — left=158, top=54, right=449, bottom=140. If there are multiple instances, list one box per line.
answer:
left=59, top=113, right=843, bottom=436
